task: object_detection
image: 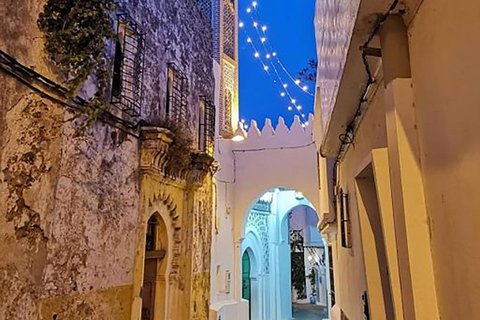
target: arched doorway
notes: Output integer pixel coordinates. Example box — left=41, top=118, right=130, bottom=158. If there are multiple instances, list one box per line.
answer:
left=142, top=213, right=168, bottom=320
left=239, top=188, right=329, bottom=320
left=242, top=251, right=252, bottom=319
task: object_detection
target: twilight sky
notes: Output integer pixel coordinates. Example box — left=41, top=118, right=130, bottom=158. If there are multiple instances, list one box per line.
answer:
left=238, top=0, right=317, bottom=129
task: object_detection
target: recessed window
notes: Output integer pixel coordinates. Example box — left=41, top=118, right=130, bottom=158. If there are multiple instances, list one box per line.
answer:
left=166, top=63, right=188, bottom=126
left=110, top=12, right=145, bottom=117
left=198, top=96, right=216, bottom=155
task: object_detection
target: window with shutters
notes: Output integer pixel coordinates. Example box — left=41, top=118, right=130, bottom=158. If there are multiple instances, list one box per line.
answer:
left=339, top=189, right=352, bottom=248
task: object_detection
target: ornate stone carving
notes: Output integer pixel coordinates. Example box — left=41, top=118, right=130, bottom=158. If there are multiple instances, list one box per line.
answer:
left=140, top=126, right=173, bottom=173
left=188, top=152, right=215, bottom=185
left=247, top=210, right=270, bottom=274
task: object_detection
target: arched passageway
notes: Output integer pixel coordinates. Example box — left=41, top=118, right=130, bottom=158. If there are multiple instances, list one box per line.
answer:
left=241, top=188, right=329, bottom=320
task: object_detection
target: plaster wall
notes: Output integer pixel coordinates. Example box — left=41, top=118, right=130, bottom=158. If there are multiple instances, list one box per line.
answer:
left=408, top=1, right=480, bottom=319
left=328, top=83, right=387, bottom=320
left=0, top=0, right=215, bottom=319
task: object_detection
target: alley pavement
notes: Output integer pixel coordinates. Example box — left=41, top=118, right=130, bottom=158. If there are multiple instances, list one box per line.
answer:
left=292, top=303, right=328, bottom=320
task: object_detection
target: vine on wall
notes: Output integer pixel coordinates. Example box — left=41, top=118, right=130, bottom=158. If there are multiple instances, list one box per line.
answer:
left=38, top=0, right=114, bottom=132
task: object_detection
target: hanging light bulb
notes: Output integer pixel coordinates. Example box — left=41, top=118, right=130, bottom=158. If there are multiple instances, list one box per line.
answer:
left=301, top=113, right=305, bottom=117
left=295, top=79, right=301, bottom=85
left=239, top=22, right=244, bottom=28
left=273, top=52, right=277, bottom=57
left=283, top=83, right=288, bottom=88
left=291, top=99, right=296, bottom=104
left=297, top=105, right=302, bottom=110
left=252, top=1, right=258, bottom=7
left=254, top=52, right=260, bottom=58
left=266, top=54, right=271, bottom=59
left=264, top=65, right=269, bottom=71
left=246, top=7, right=252, bottom=13
left=280, top=92, right=285, bottom=97
left=247, top=37, right=252, bottom=43
left=302, top=85, right=308, bottom=91
left=302, top=124, right=306, bottom=128
left=288, top=106, right=293, bottom=111
left=305, top=122, right=309, bottom=126
left=261, top=37, right=266, bottom=43
left=262, top=25, right=267, bottom=32
left=253, top=21, right=258, bottom=27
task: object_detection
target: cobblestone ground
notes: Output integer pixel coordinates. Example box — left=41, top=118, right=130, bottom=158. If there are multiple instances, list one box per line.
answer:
left=292, top=303, right=329, bottom=320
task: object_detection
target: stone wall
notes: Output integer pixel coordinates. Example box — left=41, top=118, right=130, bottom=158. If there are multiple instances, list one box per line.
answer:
left=0, top=0, right=215, bottom=319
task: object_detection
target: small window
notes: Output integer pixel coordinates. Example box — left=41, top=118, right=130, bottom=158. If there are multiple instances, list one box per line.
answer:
left=166, top=63, right=188, bottom=126
left=110, top=12, right=145, bottom=117
left=145, top=216, right=157, bottom=251
left=198, top=96, right=216, bottom=155
left=328, top=245, right=336, bottom=306
left=339, top=189, right=352, bottom=248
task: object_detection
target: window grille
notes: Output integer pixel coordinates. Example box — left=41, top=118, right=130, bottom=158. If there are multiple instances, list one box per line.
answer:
left=111, top=12, right=145, bottom=117
left=328, top=246, right=336, bottom=306
left=198, top=96, right=215, bottom=156
left=223, top=0, right=236, bottom=59
left=339, top=190, right=352, bottom=248
left=166, top=63, right=188, bottom=126
left=197, top=0, right=213, bottom=24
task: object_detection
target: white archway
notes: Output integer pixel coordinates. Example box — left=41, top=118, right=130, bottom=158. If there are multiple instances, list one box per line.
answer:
left=211, top=116, right=322, bottom=319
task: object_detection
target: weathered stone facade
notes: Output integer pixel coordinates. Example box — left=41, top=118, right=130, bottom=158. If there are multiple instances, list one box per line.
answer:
left=0, top=0, right=216, bottom=319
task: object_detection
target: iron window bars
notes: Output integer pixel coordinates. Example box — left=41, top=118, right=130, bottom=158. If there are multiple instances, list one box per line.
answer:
left=198, top=96, right=216, bottom=156
left=339, top=190, right=352, bottom=248
left=111, top=12, right=145, bottom=117
left=166, top=63, right=188, bottom=127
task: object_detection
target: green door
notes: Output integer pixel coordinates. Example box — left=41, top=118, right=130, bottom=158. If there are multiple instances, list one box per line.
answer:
left=242, top=251, right=251, bottom=319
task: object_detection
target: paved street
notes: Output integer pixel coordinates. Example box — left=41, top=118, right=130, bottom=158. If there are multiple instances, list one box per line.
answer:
left=292, top=303, right=328, bottom=320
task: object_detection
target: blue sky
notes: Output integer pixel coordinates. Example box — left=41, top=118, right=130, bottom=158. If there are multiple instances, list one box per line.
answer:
left=238, top=0, right=317, bottom=129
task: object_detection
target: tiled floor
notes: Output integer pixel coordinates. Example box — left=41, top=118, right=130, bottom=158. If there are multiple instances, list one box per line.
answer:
left=292, top=303, right=329, bottom=320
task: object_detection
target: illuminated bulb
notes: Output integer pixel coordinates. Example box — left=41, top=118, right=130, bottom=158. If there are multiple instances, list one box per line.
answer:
left=291, top=99, right=296, bottom=103
left=297, top=105, right=302, bottom=110
left=264, top=65, right=269, bottom=71
left=280, top=92, right=285, bottom=97
left=246, top=7, right=252, bottom=13
left=239, top=22, right=244, bottom=28
left=288, top=106, right=293, bottom=111
left=252, top=1, right=258, bottom=7
left=283, top=83, right=288, bottom=88
left=253, top=21, right=258, bottom=27
left=262, top=25, right=267, bottom=31
left=302, top=124, right=306, bottom=128
left=302, top=114, right=306, bottom=117
left=244, top=124, right=249, bottom=129
left=241, top=119, right=245, bottom=123
left=273, top=52, right=277, bottom=56
left=254, top=52, right=260, bottom=58
left=266, top=54, right=271, bottom=59
left=305, top=122, right=309, bottom=126
left=247, top=37, right=252, bottom=43
left=261, top=37, right=266, bottom=43
left=295, top=79, right=301, bottom=85
left=302, top=85, right=308, bottom=91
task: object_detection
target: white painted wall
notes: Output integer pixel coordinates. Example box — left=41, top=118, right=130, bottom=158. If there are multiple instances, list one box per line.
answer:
left=210, top=116, right=322, bottom=319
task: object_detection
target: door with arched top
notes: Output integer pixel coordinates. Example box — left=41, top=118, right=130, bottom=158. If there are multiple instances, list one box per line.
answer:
left=142, top=214, right=167, bottom=320
left=242, top=251, right=252, bottom=320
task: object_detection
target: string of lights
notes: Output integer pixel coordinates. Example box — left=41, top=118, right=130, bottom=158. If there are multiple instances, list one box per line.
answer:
left=241, top=26, right=308, bottom=126
left=248, top=1, right=314, bottom=97
left=240, top=1, right=313, bottom=127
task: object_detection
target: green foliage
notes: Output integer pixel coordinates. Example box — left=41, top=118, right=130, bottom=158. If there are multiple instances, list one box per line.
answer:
left=307, top=268, right=316, bottom=295
left=38, top=0, right=114, bottom=132
left=290, top=229, right=307, bottom=299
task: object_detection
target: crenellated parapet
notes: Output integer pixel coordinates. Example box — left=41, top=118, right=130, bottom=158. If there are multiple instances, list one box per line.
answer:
left=235, top=114, right=315, bottom=150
